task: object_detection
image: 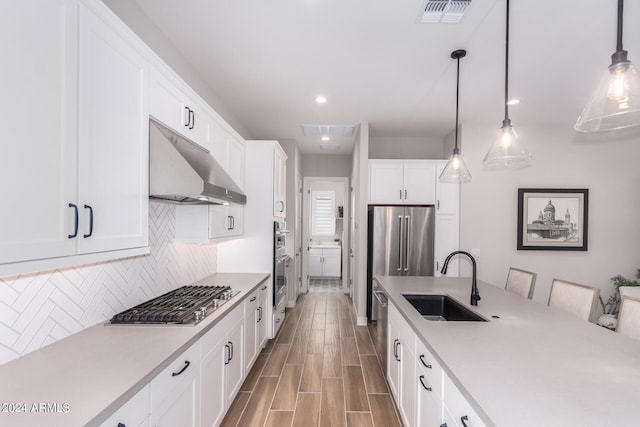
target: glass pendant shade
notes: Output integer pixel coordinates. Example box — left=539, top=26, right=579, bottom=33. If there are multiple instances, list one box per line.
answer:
left=439, top=149, right=472, bottom=183
left=482, top=119, right=532, bottom=169
left=574, top=60, right=640, bottom=132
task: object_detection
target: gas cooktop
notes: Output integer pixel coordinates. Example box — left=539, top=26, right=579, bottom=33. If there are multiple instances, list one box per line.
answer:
left=109, top=285, right=239, bottom=325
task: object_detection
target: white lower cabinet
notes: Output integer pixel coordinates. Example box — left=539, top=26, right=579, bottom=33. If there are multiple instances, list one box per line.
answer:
left=201, top=302, right=245, bottom=427
left=388, top=302, right=416, bottom=427
left=150, top=342, right=201, bottom=427
left=257, top=283, right=270, bottom=350
left=244, top=289, right=259, bottom=372
left=389, top=302, right=486, bottom=427
left=99, top=385, right=150, bottom=427
left=308, top=247, right=341, bottom=278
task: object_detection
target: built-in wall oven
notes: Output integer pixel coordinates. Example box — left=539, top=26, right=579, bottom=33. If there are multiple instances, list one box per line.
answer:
left=273, top=221, right=289, bottom=335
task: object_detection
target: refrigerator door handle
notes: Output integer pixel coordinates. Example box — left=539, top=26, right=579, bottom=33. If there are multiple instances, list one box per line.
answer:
left=404, top=215, right=410, bottom=272
left=397, top=215, right=404, bottom=272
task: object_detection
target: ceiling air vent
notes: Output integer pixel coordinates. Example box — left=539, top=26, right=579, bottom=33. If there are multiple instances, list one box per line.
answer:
left=301, top=124, right=356, bottom=137
left=421, top=0, right=472, bottom=23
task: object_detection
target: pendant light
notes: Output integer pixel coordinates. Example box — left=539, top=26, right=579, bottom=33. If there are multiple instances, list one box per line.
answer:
left=482, top=0, right=532, bottom=169
left=575, top=0, right=640, bottom=132
left=439, top=49, right=472, bottom=183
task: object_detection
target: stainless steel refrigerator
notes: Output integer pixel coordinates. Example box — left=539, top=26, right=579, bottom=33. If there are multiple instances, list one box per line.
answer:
left=367, top=205, right=435, bottom=321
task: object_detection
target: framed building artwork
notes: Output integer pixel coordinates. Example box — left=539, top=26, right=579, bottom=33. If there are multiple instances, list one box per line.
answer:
left=517, top=188, right=589, bottom=251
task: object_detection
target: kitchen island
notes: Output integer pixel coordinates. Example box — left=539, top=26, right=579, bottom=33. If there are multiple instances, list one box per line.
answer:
left=376, top=275, right=640, bottom=426
left=0, top=272, right=269, bottom=426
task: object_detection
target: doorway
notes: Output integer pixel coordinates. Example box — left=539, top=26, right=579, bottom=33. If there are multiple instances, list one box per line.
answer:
left=301, top=177, right=350, bottom=294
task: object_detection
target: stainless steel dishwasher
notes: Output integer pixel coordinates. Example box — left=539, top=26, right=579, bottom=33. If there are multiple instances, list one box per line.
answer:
left=372, top=280, right=388, bottom=375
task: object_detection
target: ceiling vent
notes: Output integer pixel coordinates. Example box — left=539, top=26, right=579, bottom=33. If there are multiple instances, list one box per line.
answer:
left=319, top=143, right=340, bottom=151
left=421, top=0, right=472, bottom=23
left=302, top=124, right=356, bottom=137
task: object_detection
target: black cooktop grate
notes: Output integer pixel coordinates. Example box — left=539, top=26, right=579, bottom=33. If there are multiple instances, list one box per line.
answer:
left=110, top=285, right=231, bottom=325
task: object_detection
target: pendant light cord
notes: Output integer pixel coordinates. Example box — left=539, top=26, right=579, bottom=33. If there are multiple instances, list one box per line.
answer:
left=455, top=55, right=460, bottom=152
left=616, top=0, right=623, bottom=52
left=504, top=0, right=510, bottom=123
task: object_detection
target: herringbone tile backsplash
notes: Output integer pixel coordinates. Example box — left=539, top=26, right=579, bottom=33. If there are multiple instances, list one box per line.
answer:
left=0, top=202, right=217, bottom=365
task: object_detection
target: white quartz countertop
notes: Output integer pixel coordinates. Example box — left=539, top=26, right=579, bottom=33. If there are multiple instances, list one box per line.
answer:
left=309, top=243, right=341, bottom=249
left=375, top=276, right=640, bottom=427
left=0, top=272, right=269, bottom=427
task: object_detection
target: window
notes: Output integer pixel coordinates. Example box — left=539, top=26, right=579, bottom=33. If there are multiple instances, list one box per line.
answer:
left=311, top=190, right=335, bottom=236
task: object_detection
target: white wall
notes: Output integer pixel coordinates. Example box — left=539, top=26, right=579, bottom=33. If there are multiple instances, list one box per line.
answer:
left=102, top=0, right=252, bottom=138
left=301, top=154, right=352, bottom=177
left=352, top=123, right=370, bottom=325
left=0, top=202, right=217, bottom=364
left=369, top=136, right=446, bottom=159
left=459, top=123, right=640, bottom=308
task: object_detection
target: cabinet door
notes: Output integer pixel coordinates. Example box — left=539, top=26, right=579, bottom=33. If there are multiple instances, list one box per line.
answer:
left=257, top=283, right=270, bottom=349
left=443, top=374, right=487, bottom=427
left=322, top=249, right=342, bottom=277
left=227, top=136, right=245, bottom=190
left=225, top=318, right=244, bottom=406
left=273, top=148, right=287, bottom=218
left=201, top=338, right=227, bottom=427
left=417, top=372, right=443, bottom=427
left=149, top=70, right=185, bottom=135
left=244, top=291, right=259, bottom=372
left=369, top=161, right=404, bottom=204
left=436, top=162, right=460, bottom=215
left=400, top=345, right=417, bottom=427
left=226, top=205, right=244, bottom=237
left=435, top=214, right=459, bottom=277
left=150, top=343, right=200, bottom=427
left=77, top=3, right=149, bottom=254
left=387, top=304, right=401, bottom=401
left=308, top=250, right=323, bottom=277
left=403, top=161, right=436, bottom=204
left=0, top=0, right=78, bottom=264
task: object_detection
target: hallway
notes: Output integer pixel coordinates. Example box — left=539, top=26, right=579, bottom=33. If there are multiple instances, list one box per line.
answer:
left=220, top=292, right=402, bottom=427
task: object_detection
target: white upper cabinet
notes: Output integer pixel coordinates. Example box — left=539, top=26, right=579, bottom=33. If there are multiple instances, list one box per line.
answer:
left=0, top=0, right=79, bottom=265
left=149, top=69, right=210, bottom=149
left=369, top=160, right=436, bottom=205
left=435, top=161, right=460, bottom=276
left=210, top=120, right=246, bottom=190
left=273, top=145, right=287, bottom=218
left=0, top=0, right=150, bottom=276
left=77, top=1, right=149, bottom=254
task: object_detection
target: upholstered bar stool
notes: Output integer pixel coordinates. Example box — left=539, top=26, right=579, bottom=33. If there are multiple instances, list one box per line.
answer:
left=617, top=296, right=640, bottom=341
left=548, top=279, right=599, bottom=322
left=505, top=267, right=537, bottom=299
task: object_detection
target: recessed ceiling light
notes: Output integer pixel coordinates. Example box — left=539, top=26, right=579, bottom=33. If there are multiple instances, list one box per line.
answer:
left=507, top=98, right=520, bottom=105
left=315, top=96, right=327, bottom=104
left=322, top=136, right=330, bottom=141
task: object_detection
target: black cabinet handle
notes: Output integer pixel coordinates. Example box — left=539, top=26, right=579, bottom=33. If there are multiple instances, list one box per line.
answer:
left=117, top=423, right=125, bottom=427
left=258, top=306, right=262, bottom=322
left=189, top=108, right=195, bottom=129
left=83, top=204, right=93, bottom=238
left=461, top=416, right=469, bottom=427
left=171, top=360, right=190, bottom=377
left=224, top=344, right=230, bottom=365
left=250, top=296, right=257, bottom=302
left=404, top=189, right=407, bottom=199
left=419, top=354, right=432, bottom=369
left=68, top=203, right=78, bottom=238
left=440, top=424, right=447, bottom=427
left=418, top=375, right=432, bottom=391
left=261, top=285, right=268, bottom=291
left=393, top=339, right=400, bottom=361
left=228, top=341, right=233, bottom=361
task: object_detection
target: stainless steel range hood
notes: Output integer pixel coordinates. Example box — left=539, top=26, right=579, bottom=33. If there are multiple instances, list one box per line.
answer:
left=149, top=118, right=246, bottom=205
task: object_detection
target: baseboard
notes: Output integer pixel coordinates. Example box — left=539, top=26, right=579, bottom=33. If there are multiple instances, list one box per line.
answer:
left=356, top=316, right=368, bottom=326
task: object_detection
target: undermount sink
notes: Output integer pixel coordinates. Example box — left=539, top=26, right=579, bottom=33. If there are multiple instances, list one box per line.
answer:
left=403, top=294, right=487, bottom=322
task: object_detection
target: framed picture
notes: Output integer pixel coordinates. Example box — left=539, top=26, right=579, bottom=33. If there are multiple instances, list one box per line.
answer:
left=517, top=188, right=588, bottom=251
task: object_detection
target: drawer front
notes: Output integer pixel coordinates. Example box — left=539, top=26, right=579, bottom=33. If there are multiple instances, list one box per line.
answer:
left=99, top=385, right=150, bottom=427
left=150, top=341, right=200, bottom=407
left=201, top=302, right=244, bottom=350
left=415, top=338, right=443, bottom=393
left=443, top=373, right=487, bottom=427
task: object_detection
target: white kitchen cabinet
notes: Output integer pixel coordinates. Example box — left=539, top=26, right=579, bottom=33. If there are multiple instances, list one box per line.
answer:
left=201, top=302, right=244, bottom=427
left=210, top=121, right=246, bottom=190
left=388, top=302, right=417, bottom=427
left=149, top=69, right=210, bottom=149
left=273, top=145, right=288, bottom=218
left=174, top=204, right=244, bottom=242
left=416, top=339, right=444, bottom=427
left=0, top=0, right=150, bottom=276
left=150, top=341, right=201, bottom=427
left=244, top=289, right=259, bottom=372
left=99, top=385, right=149, bottom=427
left=369, top=160, right=436, bottom=205
left=308, top=247, right=341, bottom=278
left=443, top=373, right=487, bottom=427
left=435, top=161, right=460, bottom=277
left=76, top=1, right=149, bottom=255
left=257, top=282, right=270, bottom=350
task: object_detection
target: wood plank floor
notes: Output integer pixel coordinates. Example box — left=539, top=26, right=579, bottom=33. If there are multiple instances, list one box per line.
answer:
left=220, top=292, right=403, bottom=427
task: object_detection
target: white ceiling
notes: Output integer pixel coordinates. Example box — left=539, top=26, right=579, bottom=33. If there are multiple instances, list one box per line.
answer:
left=129, top=0, right=640, bottom=154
